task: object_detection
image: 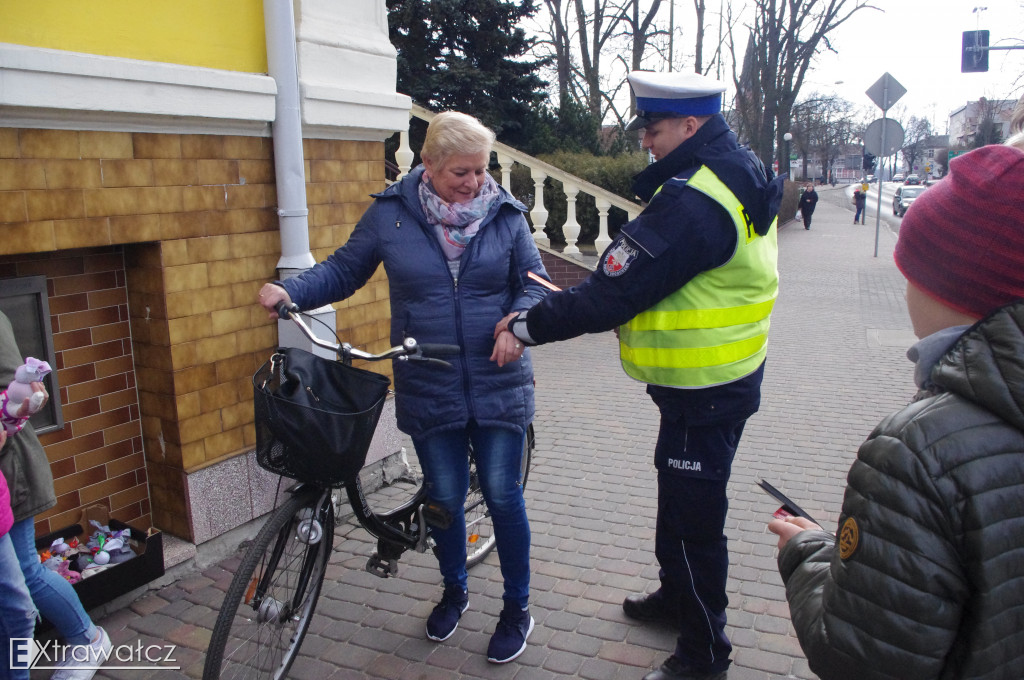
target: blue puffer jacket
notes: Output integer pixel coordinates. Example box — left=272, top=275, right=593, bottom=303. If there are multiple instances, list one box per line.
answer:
left=282, top=166, right=550, bottom=439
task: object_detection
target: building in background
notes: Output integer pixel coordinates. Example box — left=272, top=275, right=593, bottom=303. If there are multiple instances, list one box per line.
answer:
left=948, top=98, right=1017, bottom=147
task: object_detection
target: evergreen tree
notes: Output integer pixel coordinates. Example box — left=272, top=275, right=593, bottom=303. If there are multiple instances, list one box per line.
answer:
left=387, top=0, right=551, bottom=149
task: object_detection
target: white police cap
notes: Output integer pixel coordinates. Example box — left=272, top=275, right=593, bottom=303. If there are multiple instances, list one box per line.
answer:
left=625, top=71, right=727, bottom=131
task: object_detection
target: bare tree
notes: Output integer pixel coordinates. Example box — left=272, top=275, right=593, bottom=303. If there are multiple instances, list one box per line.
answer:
left=535, top=0, right=685, bottom=126
left=900, top=116, right=932, bottom=175
left=538, top=0, right=632, bottom=119
left=973, top=97, right=1006, bottom=147
left=540, top=0, right=574, bottom=104
left=692, top=0, right=706, bottom=73
left=612, top=0, right=666, bottom=121
left=791, top=93, right=858, bottom=182
left=729, top=0, right=877, bottom=172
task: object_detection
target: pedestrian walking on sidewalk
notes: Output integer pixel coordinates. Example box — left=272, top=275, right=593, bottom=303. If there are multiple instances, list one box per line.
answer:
left=798, top=182, right=818, bottom=229
left=497, top=70, right=783, bottom=680
left=769, top=144, right=1024, bottom=680
left=852, top=189, right=866, bottom=224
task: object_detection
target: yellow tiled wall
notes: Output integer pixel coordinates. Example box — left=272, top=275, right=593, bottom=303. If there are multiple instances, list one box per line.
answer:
left=0, top=128, right=391, bottom=541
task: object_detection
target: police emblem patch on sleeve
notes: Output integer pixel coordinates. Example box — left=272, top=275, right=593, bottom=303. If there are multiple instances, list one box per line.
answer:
left=603, top=240, right=638, bottom=277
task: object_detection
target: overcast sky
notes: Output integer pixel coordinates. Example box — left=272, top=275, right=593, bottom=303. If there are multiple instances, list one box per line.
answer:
left=809, top=0, right=1024, bottom=133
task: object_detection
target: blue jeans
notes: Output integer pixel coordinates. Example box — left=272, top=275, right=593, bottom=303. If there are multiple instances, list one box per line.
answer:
left=10, top=518, right=96, bottom=645
left=413, top=424, right=530, bottom=608
left=0, top=532, right=36, bottom=680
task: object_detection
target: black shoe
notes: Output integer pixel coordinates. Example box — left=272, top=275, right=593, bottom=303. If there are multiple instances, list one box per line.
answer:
left=426, top=584, right=468, bottom=642
left=623, top=590, right=678, bottom=626
left=643, top=655, right=728, bottom=680
left=486, top=601, right=534, bottom=663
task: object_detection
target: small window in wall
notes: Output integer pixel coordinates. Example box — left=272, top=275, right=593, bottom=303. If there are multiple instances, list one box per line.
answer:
left=0, top=275, right=63, bottom=434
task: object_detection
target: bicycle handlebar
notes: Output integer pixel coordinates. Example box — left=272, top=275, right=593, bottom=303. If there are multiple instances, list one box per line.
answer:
left=275, top=301, right=459, bottom=366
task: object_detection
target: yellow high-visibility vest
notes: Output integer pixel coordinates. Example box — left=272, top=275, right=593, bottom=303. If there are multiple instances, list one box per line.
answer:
left=619, top=165, right=779, bottom=387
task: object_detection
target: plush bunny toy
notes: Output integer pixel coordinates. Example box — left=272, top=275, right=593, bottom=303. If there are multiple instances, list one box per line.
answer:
left=1, top=357, right=51, bottom=435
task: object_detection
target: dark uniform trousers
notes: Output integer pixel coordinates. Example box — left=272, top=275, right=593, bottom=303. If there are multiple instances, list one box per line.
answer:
left=651, top=391, right=747, bottom=674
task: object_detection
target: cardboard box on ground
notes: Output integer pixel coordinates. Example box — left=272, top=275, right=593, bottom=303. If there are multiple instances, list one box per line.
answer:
left=34, top=504, right=164, bottom=615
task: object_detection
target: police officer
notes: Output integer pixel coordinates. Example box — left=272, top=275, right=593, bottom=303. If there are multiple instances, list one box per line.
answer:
left=495, top=71, right=783, bottom=680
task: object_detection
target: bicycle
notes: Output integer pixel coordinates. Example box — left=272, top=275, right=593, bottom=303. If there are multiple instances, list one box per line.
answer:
left=203, top=304, right=534, bottom=680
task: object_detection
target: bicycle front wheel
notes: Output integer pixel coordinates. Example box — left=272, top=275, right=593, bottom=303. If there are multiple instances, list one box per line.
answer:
left=203, top=487, right=333, bottom=680
left=464, top=423, right=534, bottom=568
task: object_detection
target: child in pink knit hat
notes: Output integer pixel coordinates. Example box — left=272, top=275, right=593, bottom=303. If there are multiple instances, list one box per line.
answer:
left=768, top=144, right=1024, bottom=680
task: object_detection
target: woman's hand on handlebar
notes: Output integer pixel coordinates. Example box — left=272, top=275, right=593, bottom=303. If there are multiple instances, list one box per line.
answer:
left=258, top=283, right=292, bottom=320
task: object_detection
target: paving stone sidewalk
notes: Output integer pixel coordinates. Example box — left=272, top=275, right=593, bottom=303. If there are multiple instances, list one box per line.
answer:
left=64, top=186, right=915, bottom=680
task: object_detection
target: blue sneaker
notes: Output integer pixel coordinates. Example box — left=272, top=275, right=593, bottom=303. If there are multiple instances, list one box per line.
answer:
left=426, top=584, right=468, bottom=642
left=486, top=601, right=534, bottom=663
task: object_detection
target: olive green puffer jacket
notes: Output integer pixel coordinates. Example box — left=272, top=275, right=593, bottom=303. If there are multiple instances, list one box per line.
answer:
left=778, top=300, right=1024, bottom=680
left=0, top=310, right=56, bottom=523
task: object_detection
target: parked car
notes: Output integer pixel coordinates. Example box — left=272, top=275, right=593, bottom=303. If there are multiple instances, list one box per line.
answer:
left=892, top=184, right=927, bottom=217
left=892, top=173, right=905, bottom=182
left=904, top=174, right=921, bottom=185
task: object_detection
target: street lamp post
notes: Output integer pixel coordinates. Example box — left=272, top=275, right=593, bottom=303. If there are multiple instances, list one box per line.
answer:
left=783, top=132, right=793, bottom=178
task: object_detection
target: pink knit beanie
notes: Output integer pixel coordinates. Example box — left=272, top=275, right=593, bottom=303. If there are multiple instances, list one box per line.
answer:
left=894, top=145, right=1024, bottom=318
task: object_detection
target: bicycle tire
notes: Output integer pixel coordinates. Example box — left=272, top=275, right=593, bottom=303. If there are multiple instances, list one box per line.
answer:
left=464, top=423, right=534, bottom=568
left=203, top=488, right=333, bottom=680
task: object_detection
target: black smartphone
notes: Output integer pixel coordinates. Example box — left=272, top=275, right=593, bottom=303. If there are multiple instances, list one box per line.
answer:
left=758, top=479, right=818, bottom=524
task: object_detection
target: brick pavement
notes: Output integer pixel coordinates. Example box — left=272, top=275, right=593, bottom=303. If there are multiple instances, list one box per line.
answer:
left=68, top=185, right=917, bottom=680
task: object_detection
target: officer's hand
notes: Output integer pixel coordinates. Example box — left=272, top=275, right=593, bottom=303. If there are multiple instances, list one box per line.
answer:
left=258, top=284, right=292, bottom=320
left=768, top=515, right=821, bottom=551
left=493, top=312, right=518, bottom=339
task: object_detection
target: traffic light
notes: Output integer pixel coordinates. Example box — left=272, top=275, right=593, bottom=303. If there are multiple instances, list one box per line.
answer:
left=862, top=152, right=876, bottom=171
left=961, top=30, right=989, bottom=73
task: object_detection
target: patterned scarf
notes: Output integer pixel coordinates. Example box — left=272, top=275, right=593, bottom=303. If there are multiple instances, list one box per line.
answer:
left=418, top=169, right=501, bottom=260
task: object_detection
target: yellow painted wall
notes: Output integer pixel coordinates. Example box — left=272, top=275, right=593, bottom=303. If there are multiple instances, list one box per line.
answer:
left=0, top=0, right=267, bottom=73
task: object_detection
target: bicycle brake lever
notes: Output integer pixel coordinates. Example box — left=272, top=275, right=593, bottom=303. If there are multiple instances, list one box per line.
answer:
left=400, top=355, right=454, bottom=368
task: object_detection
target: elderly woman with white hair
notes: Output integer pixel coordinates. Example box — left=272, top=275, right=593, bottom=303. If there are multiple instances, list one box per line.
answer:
left=258, top=111, right=549, bottom=664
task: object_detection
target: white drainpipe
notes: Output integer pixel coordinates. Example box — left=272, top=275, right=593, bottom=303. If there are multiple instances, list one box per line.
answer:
left=265, top=0, right=315, bottom=275
left=264, top=0, right=335, bottom=355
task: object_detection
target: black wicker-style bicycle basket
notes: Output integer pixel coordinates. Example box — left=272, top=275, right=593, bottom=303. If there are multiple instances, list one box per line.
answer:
left=253, top=347, right=391, bottom=485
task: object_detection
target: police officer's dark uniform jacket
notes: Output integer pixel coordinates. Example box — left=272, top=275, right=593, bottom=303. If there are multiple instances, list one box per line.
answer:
left=514, top=113, right=782, bottom=437
left=778, top=299, right=1024, bottom=680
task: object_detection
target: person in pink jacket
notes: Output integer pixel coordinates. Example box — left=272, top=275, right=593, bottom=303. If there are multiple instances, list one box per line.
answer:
left=1, top=429, right=37, bottom=680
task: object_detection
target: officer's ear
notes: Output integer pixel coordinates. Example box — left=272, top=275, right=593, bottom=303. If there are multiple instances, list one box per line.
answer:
left=680, top=115, right=711, bottom=139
